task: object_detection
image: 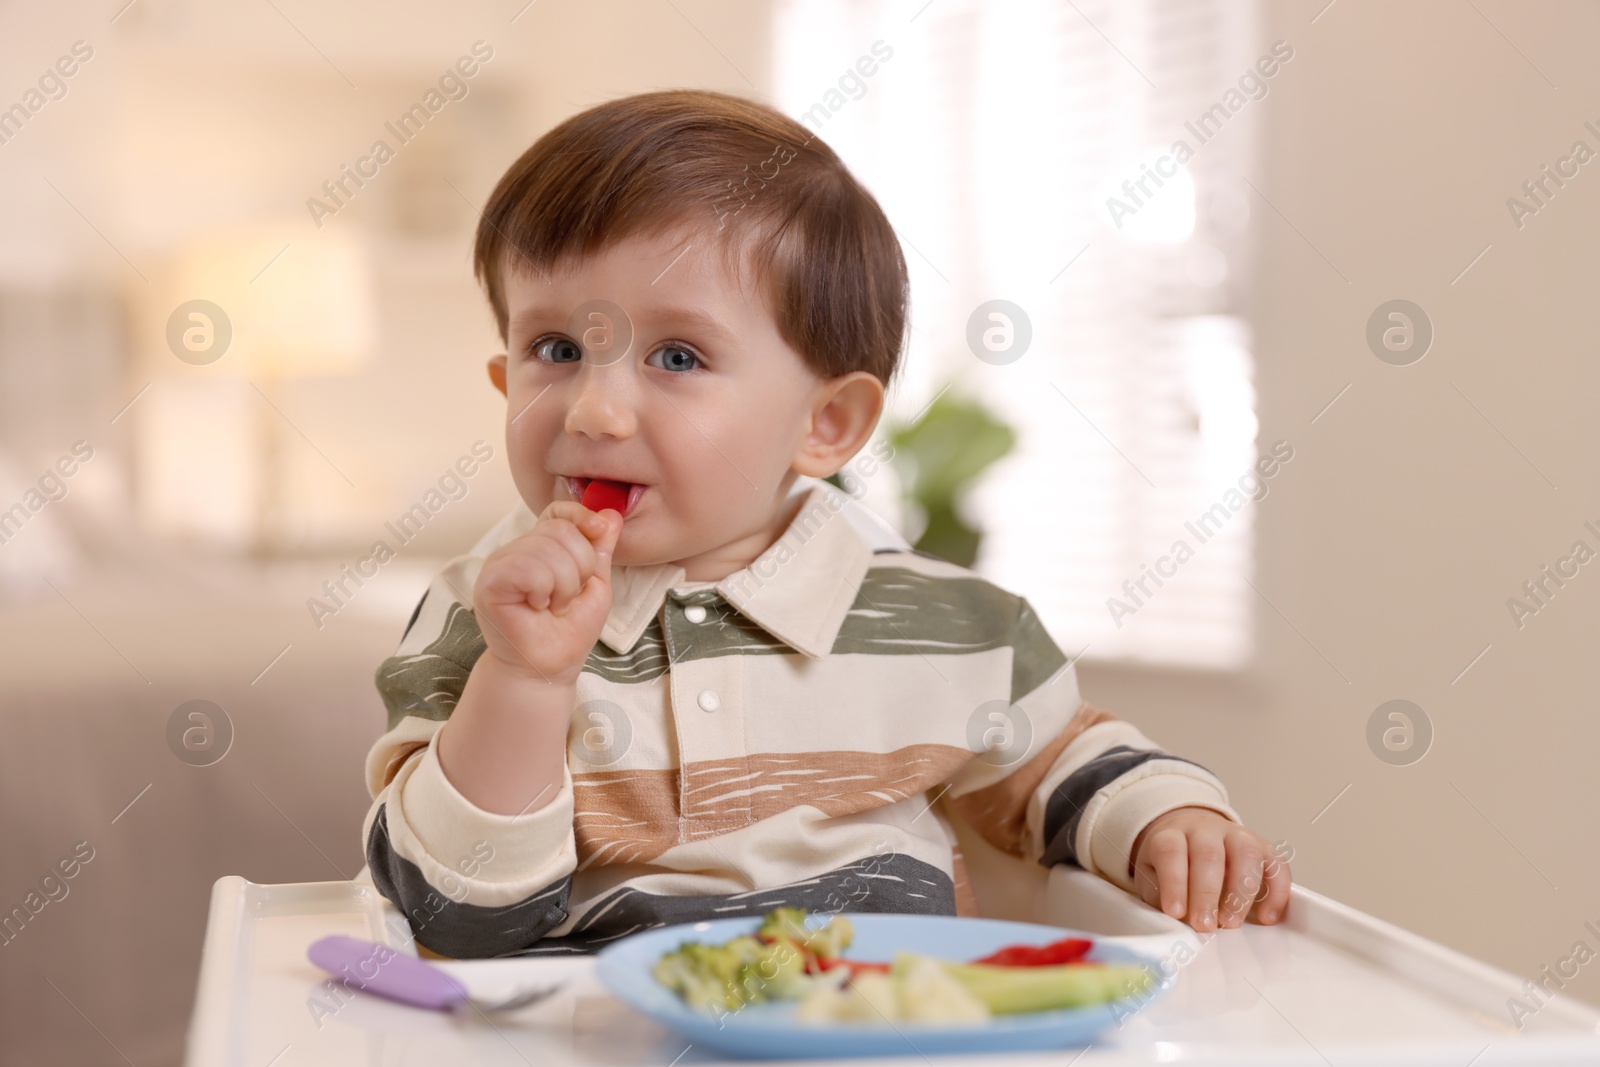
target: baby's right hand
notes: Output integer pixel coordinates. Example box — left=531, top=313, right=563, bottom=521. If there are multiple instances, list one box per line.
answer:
left=471, top=501, right=621, bottom=686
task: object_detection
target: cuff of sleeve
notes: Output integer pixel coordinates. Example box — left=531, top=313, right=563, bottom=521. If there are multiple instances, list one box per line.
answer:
left=1085, top=773, right=1239, bottom=894
left=396, top=733, right=575, bottom=885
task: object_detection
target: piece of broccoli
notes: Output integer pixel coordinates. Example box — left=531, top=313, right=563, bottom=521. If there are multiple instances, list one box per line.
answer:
left=756, top=907, right=854, bottom=962
left=652, top=936, right=760, bottom=1012
left=655, top=909, right=863, bottom=1015
left=804, top=914, right=854, bottom=962
left=653, top=933, right=813, bottom=1014
left=756, top=907, right=811, bottom=946
left=735, top=937, right=812, bottom=1001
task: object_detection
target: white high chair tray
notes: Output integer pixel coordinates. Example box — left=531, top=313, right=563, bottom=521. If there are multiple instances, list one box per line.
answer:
left=186, top=870, right=1600, bottom=1066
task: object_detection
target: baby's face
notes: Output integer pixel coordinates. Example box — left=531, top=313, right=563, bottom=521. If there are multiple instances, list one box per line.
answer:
left=490, top=223, right=832, bottom=580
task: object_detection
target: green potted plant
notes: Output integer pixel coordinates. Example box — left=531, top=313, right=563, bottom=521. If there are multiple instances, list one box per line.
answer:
left=829, top=385, right=1016, bottom=568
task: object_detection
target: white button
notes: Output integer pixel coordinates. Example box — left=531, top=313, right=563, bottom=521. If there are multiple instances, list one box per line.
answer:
left=684, top=605, right=708, bottom=623
left=697, top=689, right=721, bottom=712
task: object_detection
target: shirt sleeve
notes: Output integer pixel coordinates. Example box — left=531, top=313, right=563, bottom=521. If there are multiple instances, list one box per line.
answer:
left=943, top=595, right=1241, bottom=895
left=361, top=559, right=578, bottom=958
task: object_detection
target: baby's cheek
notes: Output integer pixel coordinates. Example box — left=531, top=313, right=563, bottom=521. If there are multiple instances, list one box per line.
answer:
left=516, top=478, right=555, bottom=519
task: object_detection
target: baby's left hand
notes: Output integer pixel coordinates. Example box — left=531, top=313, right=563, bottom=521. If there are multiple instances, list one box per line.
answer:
left=1128, top=806, right=1290, bottom=932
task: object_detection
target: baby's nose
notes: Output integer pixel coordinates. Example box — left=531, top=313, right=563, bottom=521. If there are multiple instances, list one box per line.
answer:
left=563, top=364, right=637, bottom=439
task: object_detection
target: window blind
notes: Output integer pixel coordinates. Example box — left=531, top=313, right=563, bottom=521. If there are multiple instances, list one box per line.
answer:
left=775, top=0, right=1265, bottom=669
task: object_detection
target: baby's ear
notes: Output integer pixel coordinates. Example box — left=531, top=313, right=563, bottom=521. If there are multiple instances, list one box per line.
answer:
left=487, top=354, right=509, bottom=397
left=794, top=371, right=884, bottom=477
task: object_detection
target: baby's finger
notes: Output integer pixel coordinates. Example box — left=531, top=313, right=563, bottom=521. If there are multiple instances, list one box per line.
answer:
left=477, top=552, right=551, bottom=612
left=540, top=499, right=615, bottom=541
left=1250, top=850, right=1292, bottom=925
left=528, top=517, right=599, bottom=578
left=1219, top=834, right=1264, bottom=929
left=541, top=548, right=585, bottom=613
left=590, top=509, right=621, bottom=569
left=563, top=512, right=621, bottom=620
left=1130, top=852, right=1160, bottom=913
left=1142, top=827, right=1189, bottom=920
left=1186, top=833, right=1226, bottom=932
left=1131, top=855, right=1160, bottom=913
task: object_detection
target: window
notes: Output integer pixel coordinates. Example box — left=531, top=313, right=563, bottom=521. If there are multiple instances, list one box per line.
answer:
left=776, top=0, right=1266, bottom=669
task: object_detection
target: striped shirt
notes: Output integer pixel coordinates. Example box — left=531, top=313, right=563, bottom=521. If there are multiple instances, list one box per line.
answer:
left=361, top=478, right=1239, bottom=958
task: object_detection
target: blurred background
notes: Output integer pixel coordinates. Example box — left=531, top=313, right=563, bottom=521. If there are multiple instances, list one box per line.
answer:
left=3, top=0, right=1599, bottom=1061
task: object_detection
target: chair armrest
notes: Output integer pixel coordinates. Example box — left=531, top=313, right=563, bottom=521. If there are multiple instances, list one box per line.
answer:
left=1035, top=864, right=1201, bottom=954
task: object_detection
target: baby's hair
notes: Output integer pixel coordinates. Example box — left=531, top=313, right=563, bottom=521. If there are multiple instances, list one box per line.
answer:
left=472, top=88, right=908, bottom=387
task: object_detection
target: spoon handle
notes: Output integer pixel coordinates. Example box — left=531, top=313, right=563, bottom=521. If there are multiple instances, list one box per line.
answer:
left=308, top=934, right=469, bottom=1011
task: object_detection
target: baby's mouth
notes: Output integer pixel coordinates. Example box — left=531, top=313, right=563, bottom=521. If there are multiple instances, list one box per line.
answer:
left=566, top=476, right=646, bottom=518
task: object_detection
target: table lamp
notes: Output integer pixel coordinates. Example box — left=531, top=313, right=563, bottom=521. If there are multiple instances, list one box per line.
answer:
left=166, top=226, right=377, bottom=555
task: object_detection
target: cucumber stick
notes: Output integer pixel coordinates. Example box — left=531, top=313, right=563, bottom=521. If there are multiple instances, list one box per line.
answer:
left=936, top=959, right=1154, bottom=1014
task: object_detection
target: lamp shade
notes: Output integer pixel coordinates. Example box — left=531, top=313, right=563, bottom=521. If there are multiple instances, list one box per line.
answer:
left=167, top=224, right=377, bottom=378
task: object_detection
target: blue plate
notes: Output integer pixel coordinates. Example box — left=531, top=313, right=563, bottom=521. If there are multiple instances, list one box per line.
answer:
left=594, top=913, right=1171, bottom=1059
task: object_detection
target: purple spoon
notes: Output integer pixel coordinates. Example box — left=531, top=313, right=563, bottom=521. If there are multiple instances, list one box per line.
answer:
left=308, top=935, right=564, bottom=1013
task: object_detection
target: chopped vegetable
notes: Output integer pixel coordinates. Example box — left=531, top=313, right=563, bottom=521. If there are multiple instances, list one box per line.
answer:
left=743, top=937, right=811, bottom=1000
left=653, top=909, right=854, bottom=1012
left=794, top=952, right=1152, bottom=1023
left=754, top=906, right=859, bottom=975
left=756, top=906, right=811, bottom=945
left=796, top=954, right=988, bottom=1023
left=972, top=935, right=1093, bottom=967
left=939, top=959, right=1154, bottom=1014
left=652, top=933, right=809, bottom=1012
left=895, top=954, right=991, bottom=1022
left=653, top=909, right=1153, bottom=1023
left=580, top=478, right=630, bottom=516
left=651, top=937, right=755, bottom=1013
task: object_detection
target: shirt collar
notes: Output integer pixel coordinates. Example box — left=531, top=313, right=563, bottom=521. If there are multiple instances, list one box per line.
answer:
left=598, top=479, right=872, bottom=659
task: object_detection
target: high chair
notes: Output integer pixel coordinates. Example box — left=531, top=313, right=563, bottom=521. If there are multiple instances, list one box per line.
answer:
left=185, top=487, right=1600, bottom=1063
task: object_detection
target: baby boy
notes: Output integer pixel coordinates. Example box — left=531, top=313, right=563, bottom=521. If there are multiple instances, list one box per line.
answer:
left=360, top=88, right=1290, bottom=958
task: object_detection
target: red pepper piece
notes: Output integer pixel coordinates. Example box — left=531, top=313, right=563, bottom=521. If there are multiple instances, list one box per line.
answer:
left=581, top=478, right=630, bottom=516
left=971, top=936, right=1094, bottom=967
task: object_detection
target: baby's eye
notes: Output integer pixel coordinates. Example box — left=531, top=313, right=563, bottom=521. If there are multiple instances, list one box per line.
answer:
left=646, top=344, right=703, bottom=373
left=530, top=336, right=583, bottom=364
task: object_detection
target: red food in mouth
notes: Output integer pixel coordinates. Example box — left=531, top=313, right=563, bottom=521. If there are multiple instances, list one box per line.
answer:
left=580, top=478, right=632, bottom=517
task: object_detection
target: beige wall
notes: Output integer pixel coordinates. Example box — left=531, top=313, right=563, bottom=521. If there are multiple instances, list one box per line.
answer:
left=1084, top=0, right=1600, bottom=1005
left=0, top=0, right=772, bottom=556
